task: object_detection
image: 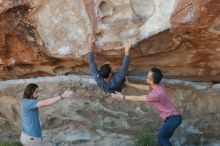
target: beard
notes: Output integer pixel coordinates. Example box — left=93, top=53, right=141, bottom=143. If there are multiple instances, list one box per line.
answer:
left=33, top=95, right=39, bottom=99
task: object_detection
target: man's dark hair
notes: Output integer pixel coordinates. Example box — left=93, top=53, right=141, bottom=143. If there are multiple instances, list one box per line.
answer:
left=23, top=83, right=38, bottom=99
left=99, top=64, right=111, bottom=78
left=150, top=68, right=163, bottom=84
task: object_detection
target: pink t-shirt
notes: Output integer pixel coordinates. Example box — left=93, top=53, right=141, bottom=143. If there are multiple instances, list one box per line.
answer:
left=145, top=85, right=181, bottom=120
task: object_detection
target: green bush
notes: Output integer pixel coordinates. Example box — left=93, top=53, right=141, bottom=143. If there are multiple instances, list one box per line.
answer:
left=0, top=141, right=22, bottom=146
left=134, top=127, right=155, bottom=146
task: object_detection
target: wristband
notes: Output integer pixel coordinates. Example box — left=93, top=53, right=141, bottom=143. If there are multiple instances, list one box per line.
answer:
left=123, top=95, right=125, bottom=100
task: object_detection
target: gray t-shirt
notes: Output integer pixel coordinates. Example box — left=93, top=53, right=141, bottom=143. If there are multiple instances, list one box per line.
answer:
left=20, top=99, right=41, bottom=137
left=88, top=52, right=130, bottom=93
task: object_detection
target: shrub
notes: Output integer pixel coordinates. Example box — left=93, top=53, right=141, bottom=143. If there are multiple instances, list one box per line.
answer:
left=134, top=127, right=155, bottom=146
left=0, top=141, right=22, bottom=146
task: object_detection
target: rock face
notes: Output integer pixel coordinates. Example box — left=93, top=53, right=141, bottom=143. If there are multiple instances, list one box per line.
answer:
left=170, top=0, right=220, bottom=80
left=0, top=0, right=219, bottom=81
left=0, top=75, right=219, bottom=146
left=0, top=1, right=220, bottom=145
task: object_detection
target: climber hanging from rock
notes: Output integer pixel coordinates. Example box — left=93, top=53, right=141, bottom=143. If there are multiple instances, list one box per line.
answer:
left=87, top=34, right=131, bottom=93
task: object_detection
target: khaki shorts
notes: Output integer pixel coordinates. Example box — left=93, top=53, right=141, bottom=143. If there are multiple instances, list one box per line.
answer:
left=20, top=133, right=45, bottom=146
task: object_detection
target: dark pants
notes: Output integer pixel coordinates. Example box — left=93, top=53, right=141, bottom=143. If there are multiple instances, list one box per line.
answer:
left=157, top=115, right=182, bottom=146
